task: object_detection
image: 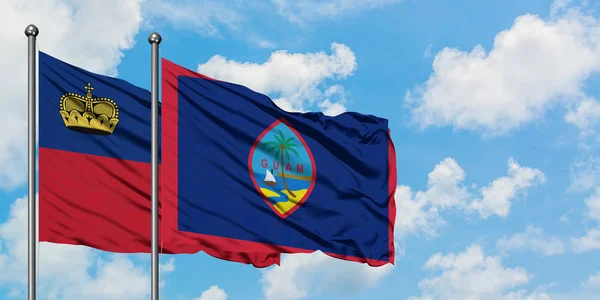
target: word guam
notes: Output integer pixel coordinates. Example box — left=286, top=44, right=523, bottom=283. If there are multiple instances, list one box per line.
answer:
left=261, top=159, right=304, bottom=174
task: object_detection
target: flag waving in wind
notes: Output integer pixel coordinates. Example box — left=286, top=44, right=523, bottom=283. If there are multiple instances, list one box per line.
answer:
left=39, top=51, right=156, bottom=252
left=38, top=51, right=280, bottom=267
left=160, top=59, right=397, bottom=266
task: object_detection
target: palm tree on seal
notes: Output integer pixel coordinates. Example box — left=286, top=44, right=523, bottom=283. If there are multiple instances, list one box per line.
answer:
left=264, top=129, right=300, bottom=198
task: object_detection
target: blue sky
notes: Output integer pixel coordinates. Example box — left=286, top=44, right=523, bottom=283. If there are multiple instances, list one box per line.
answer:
left=1, top=0, right=600, bottom=299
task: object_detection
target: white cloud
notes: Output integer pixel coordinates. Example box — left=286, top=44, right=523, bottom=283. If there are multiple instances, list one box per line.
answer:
left=272, top=98, right=307, bottom=113
left=394, top=184, right=446, bottom=239
left=259, top=251, right=393, bottom=300
left=570, top=190, right=600, bottom=253
left=550, top=0, right=574, bottom=17
left=317, top=99, right=346, bottom=116
left=317, top=85, right=348, bottom=116
left=409, top=244, right=547, bottom=300
left=144, top=0, right=399, bottom=44
left=197, top=42, right=357, bottom=113
left=248, top=35, right=278, bottom=49
left=193, top=285, right=228, bottom=300
left=571, top=228, right=600, bottom=253
left=144, top=0, right=400, bottom=47
left=581, top=270, right=600, bottom=289
left=504, top=290, right=553, bottom=300
left=396, top=157, right=545, bottom=238
left=423, top=44, right=434, bottom=58
left=529, top=271, right=600, bottom=299
left=394, top=158, right=468, bottom=238
left=271, top=0, right=402, bottom=25
left=468, top=158, right=546, bottom=219
left=569, top=156, right=600, bottom=192
left=0, top=195, right=175, bottom=299
left=138, top=0, right=275, bottom=49
left=143, top=0, right=244, bottom=37
left=406, top=4, right=600, bottom=135
left=496, top=225, right=566, bottom=256
left=565, top=98, right=600, bottom=136
left=584, top=188, right=600, bottom=222
left=0, top=0, right=145, bottom=189
left=160, top=257, right=176, bottom=273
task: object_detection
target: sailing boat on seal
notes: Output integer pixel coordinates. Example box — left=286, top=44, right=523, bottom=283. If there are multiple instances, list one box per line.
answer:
left=263, top=169, right=277, bottom=186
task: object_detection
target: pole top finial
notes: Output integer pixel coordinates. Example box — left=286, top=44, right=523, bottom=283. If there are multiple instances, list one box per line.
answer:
left=148, top=32, right=162, bottom=44
left=24, top=24, right=39, bottom=37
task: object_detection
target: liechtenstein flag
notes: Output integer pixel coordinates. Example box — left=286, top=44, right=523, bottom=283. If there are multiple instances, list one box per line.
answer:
left=38, top=51, right=155, bottom=252
left=160, top=59, right=397, bottom=266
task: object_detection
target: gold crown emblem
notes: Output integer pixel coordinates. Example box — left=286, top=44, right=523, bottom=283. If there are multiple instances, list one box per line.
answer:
left=59, top=82, right=119, bottom=135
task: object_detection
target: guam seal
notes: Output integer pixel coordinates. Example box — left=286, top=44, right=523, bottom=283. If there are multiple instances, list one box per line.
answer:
left=248, top=118, right=316, bottom=218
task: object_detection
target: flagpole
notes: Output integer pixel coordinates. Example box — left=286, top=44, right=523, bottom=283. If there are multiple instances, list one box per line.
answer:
left=148, top=32, right=162, bottom=300
left=24, top=24, right=39, bottom=300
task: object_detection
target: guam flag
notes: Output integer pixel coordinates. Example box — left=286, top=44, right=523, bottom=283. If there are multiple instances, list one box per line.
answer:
left=160, top=59, right=397, bottom=266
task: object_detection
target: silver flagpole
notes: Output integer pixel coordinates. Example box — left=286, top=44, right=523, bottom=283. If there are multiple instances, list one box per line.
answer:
left=25, top=24, right=39, bottom=300
left=148, top=32, right=162, bottom=300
